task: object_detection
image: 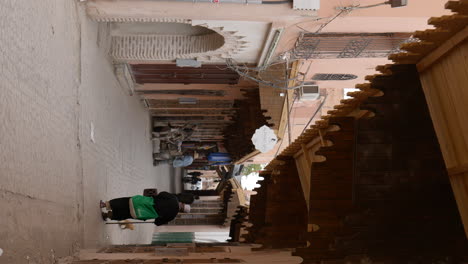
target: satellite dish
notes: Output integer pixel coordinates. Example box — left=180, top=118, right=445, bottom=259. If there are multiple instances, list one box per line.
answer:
left=251, top=125, right=278, bottom=153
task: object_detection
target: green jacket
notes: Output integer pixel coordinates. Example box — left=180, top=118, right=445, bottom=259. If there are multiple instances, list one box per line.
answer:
left=130, top=195, right=159, bottom=220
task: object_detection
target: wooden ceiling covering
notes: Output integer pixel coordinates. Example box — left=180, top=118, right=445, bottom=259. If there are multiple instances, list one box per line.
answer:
left=245, top=64, right=468, bottom=262
left=131, top=64, right=240, bottom=84
left=224, top=89, right=273, bottom=161
left=243, top=2, right=468, bottom=260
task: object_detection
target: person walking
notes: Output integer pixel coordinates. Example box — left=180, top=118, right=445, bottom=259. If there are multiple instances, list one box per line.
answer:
left=153, top=154, right=194, bottom=167
left=187, top=171, right=203, bottom=177
left=100, top=191, right=190, bottom=226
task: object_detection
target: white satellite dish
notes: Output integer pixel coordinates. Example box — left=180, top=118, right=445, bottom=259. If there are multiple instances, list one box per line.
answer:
left=251, top=125, right=278, bottom=153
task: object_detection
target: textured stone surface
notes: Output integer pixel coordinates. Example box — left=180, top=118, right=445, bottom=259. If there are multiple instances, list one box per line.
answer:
left=111, top=33, right=225, bottom=61
left=109, top=21, right=247, bottom=62
left=0, top=1, right=172, bottom=263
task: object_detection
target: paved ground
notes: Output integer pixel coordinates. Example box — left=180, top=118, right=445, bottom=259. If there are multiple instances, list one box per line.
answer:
left=0, top=1, right=173, bottom=263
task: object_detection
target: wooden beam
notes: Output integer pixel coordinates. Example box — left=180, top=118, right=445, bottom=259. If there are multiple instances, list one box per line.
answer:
left=417, top=25, right=468, bottom=72
left=301, top=144, right=312, bottom=166
left=448, top=163, right=468, bottom=176
left=235, top=150, right=261, bottom=164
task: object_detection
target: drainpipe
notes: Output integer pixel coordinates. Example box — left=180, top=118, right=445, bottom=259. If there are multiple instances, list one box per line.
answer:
left=258, top=28, right=284, bottom=69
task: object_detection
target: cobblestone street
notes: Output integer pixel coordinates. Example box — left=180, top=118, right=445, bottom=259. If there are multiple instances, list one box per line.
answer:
left=0, top=1, right=172, bottom=263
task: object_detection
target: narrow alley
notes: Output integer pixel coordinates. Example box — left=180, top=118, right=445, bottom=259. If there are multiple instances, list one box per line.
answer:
left=2, top=0, right=468, bottom=263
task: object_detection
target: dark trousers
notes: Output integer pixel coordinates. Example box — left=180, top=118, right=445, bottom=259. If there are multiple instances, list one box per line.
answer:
left=109, top=197, right=132, bottom=220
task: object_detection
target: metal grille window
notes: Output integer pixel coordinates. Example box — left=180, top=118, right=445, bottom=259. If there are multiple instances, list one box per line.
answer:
left=312, top=73, right=357, bottom=81
left=293, top=33, right=414, bottom=59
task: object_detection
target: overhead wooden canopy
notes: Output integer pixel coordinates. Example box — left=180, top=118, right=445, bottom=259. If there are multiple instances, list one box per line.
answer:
left=131, top=64, right=240, bottom=85
left=243, top=0, right=468, bottom=262
left=246, top=65, right=468, bottom=263
left=388, top=0, right=468, bottom=238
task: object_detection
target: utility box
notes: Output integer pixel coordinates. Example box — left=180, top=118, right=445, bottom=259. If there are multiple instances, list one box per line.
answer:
left=293, top=0, right=320, bottom=10
left=298, top=84, right=320, bottom=101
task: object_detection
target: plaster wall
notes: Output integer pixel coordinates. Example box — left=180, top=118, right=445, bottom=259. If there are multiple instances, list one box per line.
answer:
left=111, top=22, right=213, bottom=36
left=318, top=0, right=451, bottom=18
left=0, top=1, right=175, bottom=261
left=276, top=0, right=451, bottom=58
left=86, top=1, right=314, bottom=63
left=86, top=1, right=316, bottom=24
left=109, top=20, right=269, bottom=63
left=87, top=0, right=451, bottom=64
left=303, top=57, right=390, bottom=91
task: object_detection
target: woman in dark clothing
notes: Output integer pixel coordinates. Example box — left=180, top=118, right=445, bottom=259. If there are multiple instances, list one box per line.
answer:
left=153, top=191, right=186, bottom=226
left=187, top=171, right=203, bottom=177
left=101, top=192, right=190, bottom=226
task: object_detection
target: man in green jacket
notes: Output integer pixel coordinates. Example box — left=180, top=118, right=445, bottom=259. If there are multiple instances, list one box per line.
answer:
left=101, top=192, right=190, bottom=226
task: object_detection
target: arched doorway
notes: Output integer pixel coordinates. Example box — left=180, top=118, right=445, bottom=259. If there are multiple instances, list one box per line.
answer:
left=110, top=22, right=228, bottom=61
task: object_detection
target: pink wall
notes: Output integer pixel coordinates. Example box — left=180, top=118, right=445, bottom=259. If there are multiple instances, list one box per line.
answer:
left=303, top=57, right=390, bottom=89
left=276, top=0, right=451, bottom=57
left=319, top=0, right=451, bottom=18
left=87, top=0, right=314, bottom=23
left=88, top=0, right=452, bottom=66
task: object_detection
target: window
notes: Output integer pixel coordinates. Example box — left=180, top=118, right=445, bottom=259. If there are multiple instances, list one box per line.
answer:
left=312, top=73, right=357, bottom=81
left=293, top=33, right=414, bottom=59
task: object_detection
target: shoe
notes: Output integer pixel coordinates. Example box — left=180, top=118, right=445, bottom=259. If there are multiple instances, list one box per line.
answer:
left=101, top=212, right=108, bottom=221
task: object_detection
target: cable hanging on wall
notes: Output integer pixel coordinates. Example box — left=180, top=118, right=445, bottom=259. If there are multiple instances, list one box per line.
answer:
left=225, top=58, right=312, bottom=90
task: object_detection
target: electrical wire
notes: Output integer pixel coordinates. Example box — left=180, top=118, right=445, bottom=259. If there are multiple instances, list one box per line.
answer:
left=273, top=92, right=298, bottom=158
left=292, top=1, right=390, bottom=34
left=338, top=1, right=390, bottom=10
left=286, top=88, right=292, bottom=145
left=300, top=94, right=328, bottom=135
left=225, top=59, right=306, bottom=90
left=314, top=9, right=346, bottom=33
